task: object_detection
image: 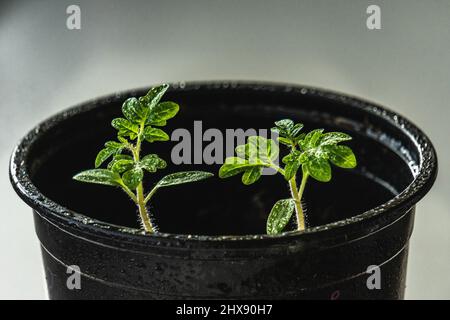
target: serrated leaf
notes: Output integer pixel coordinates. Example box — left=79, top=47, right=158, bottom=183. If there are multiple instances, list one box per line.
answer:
left=143, top=127, right=170, bottom=143
left=320, top=132, right=352, bottom=146
left=266, top=199, right=296, bottom=235
left=156, top=171, right=213, bottom=188
left=95, top=147, right=117, bottom=168
left=218, top=157, right=266, bottom=178
left=122, top=167, right=144, bottom=190
left=122, top=97, right=147, bottom=124
left=242, top=166, right=263, bottom=185
left=304, top=157, right=331, bottom=182
left=111, top=159, right=135, bottom=173
left=73, top=169, right=121, bottom=187
left=325, top=145, right=357, bottom=168
left=111, top=118, right=139, bottom=139
left=147, top=101, right=179, bottom=126
left=140, top=84, right=169, bottom=109
left=140, top=154, right=167, bottom=172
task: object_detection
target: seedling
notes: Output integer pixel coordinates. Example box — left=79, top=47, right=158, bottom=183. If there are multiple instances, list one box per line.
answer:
left=219, top=119, right=357, bottom=235
left=73, top=84, right=213, bottom=233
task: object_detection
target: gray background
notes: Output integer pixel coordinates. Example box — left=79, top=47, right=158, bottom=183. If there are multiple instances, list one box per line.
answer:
left=0, top=0, right=449, bottom=299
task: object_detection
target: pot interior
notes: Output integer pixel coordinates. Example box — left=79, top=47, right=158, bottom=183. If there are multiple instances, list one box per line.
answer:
left=28, top=85, right=416, bottom=236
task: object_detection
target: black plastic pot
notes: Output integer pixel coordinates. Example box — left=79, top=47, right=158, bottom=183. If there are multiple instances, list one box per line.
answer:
left=10, top=82, right=437, bottom=299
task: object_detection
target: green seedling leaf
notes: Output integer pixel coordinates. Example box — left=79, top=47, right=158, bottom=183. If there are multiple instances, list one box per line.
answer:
left=143, top=127, right=170, bottom=143
left=277, top=136, right=292, bottom=146
left=218, top=157, right=266, bottom=179
left=282, top=150, right=300, bottom=164
left=140, top=154, right=167, bottom=172
left=73, top=169, right=121, bottom=187
left=242, top=166, right=263, bottom=185
left=274, top=119, right=294, bottom=132
left=325, top=145, right=357, bottom=168
left=147, top=101, right=180, bottom=126
left=284, top=156, right=302, bottom=181
left=247, top=136, right=279, bottom=162
left=117, top=136, right=129, bottom=144
left=156, top=171, right=214, bottom=188
left=266, top=199, right=296, bottom=235
left=290, top=123, right=304, bottom=138
left=111, top=159, right=135, bottom=174
left=311, top=130, right=324, bottom=145
left=107, top=154, right=133, bottom=170
left=95, top=140, right=125, bottom=168
left=122, top=97, right=148, bottom=124
left=104, top=141, right=123, bottom=149
left=303, top=157, right=331, bottom=182
left=303, top=128, right=324, bottom=149
left=95, top=148, right=117, bottom=168
left=111, top=118, right=139, bottom=139
left=219, top=136, right=278, bottom=185
left=140, top=84, right=169, bottom=109
left=122, top=167, right=144, bottom=190
left=320, top=132, right=352, bottom=146
left=294, top=133, right=306, bottom=144
left=235, top=143, right=257, bottom=159
left=272, top=119, right=304, bottom=145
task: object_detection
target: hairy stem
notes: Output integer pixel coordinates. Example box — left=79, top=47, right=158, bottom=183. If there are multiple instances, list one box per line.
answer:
left=137, top=183, right=153, bottom=233
left=288, top=177, right=306, bottom=231
left=286, top=144, right=306, bottom=231
left=133, top=121, right=154, bottom=233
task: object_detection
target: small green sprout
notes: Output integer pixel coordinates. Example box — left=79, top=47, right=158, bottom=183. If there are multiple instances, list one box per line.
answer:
left=219, top=119, right=357, bottom=235
left=73, top=84, right=213, bottom=234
